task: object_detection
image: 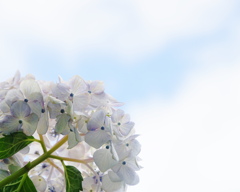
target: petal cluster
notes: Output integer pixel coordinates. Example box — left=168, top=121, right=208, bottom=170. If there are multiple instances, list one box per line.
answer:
left=0, top=72, right=142, bottom=192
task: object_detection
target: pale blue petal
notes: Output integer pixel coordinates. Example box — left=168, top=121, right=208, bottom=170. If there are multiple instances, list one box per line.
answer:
left=28, top=100, right=42, bottom=118
left=10, top=101, right=31, bottom=118
left=5, top=89, right=23, bottom=105
left=0, top=115, right=20, bottom=134
left=111, top=109, right=124, bottom=123
left=52, top=83, right=70, bottom=100
left=47, top=102, right=61, bottom=119
left=121, top=114, right=130, bottom=124
left=89, top=93, right=106, bottom=107
left=87, top=110, right=105, bottom=131
left=93, top=148, right=118, bottom=172
left=129, top=139, right=141, bottom=157
left=116, top=164, right=139, bottom=185
left=102, top=174, right=124, bottom=192
left=89, top=81, right=104, bottom=94
left=114, top=142, right=130, bottom=160
left=126, top=158, right=141, bottom=171
left=73, top=93, right=90, bottom=112
left=0, top=101, right=10, bottom=113
left=85, top=130, right=111, bottom=149
left=110, top=141, right=119, bottom=161
left=23, top=113, right=39, bottom=136
left=37, top=110, right=49, bottom=135
left=69, top=75, right=86, bottom=95
left=119, top=122, right=134, bottom=136
left=77, top=116, right=88, bottom=134
left=108, top=171, right=123, bottom=182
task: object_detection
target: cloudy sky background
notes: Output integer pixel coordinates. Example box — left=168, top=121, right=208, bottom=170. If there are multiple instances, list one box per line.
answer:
left=0, top=0, right=240, bottom=191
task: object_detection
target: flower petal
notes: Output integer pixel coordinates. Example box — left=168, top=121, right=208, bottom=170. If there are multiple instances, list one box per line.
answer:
left=129, top=139, right=141, bottom=157
left=11, top=70, right=21, bottom=86
left=87, top=110, right=105, bottom=131
left=69, top=75, right=86, bottom=95
left=52, top=83, right=70, bottom=101
left=121, top=114, right=130, bottom=124
left=93, top=148, right=118, bottom=172
left=73, top=93, right=90, bottom=112
left=4, top=89, right=23, bottom=105
left=0, top=115, right=20, bottom=134
left=47, top=95, right=65, bottom=104
left=108, top=171, right=123, bottom=182
left=31, top=175, right=47, bottom=192
left=0, top=101, right=10, bottom=113
left=67, top=124, right=82, bottom=149
left=89, top=81, right=104, bottom=94
left=37, top=110, right=49, bottom=135
left=55, top=114, right=70, bottom=134
left=20, top=79, right=41, bottom=98
left=85, top=130, right=111, bottom=149
left=27, top=92, right=44, bottom=116
left=47, top=102, right=63, bottom=119
left=102, top=174, right=125, bottom=192
left=68, top=131, right=78, bottom=149
left=28, top=100, right=42, bottom=118
left=77, top=116, right=88, bottom=134
left=10, top=101, right=31, bottom=118
left=115, top=164, right=139, bottom=185
left=110, top=141, right=119, bottom=161
left=23, top=113, right=39, bottom=136
left=111, top=109, right=124, bottom=123
left=119, top=122, right=134, bottom=136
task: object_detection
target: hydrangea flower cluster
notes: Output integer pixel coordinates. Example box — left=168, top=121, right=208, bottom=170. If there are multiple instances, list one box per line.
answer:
left=0, top=71, right=141, bottom=192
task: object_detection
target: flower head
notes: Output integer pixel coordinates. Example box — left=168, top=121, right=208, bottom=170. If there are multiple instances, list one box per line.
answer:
left=0, top=72, right=142, bottom=192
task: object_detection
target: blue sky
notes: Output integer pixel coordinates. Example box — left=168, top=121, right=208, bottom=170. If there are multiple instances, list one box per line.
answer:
left=1, top=0, right=240, bottom=191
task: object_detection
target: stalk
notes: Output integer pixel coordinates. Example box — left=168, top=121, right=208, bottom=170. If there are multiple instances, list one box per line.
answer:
left=0, top=135, right=68, bottom=188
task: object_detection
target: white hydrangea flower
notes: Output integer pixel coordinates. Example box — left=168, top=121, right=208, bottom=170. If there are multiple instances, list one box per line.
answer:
left=0, top=101, right=38, bottom=135
left=52, top=75, right=90, bottom=112
left=111, top=157, right=140, bottom=186
left=111, top=109, right=135, bottom=139
left=93, top=146, right=118, bottom=172
left=0, top=72, right=142, bottom=192
left=85, top=110, right=111, bottom=149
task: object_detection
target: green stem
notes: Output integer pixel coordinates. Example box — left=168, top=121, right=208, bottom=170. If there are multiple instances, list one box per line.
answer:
left=0, top=135, right=68, bottom=188
left=38, top=134, right=47, bottom=153
left=49, top=155, right=93, bottom=164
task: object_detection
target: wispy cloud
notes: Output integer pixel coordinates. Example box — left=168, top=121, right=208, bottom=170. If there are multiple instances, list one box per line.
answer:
left=128, top=65, right=240, bottom=191
left=0, top=0, right=237, bottom=64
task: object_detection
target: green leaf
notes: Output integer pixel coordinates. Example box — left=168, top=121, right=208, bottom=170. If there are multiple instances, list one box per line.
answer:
left=2, top=174, right=37, bottom=192
left=0, top=132, right=34, bottom=159
left=0, top=170, right=10, bottom=181
left=65, top=165, right=83, bottom=192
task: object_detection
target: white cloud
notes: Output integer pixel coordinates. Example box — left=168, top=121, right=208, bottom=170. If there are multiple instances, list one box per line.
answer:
left=192, top=23, right=240, bottom=68
left=127, top=65, right=240, bottom=192
left=0, top=0, right=237, bottom=64
left=0, top=36, right=27, bottom=81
